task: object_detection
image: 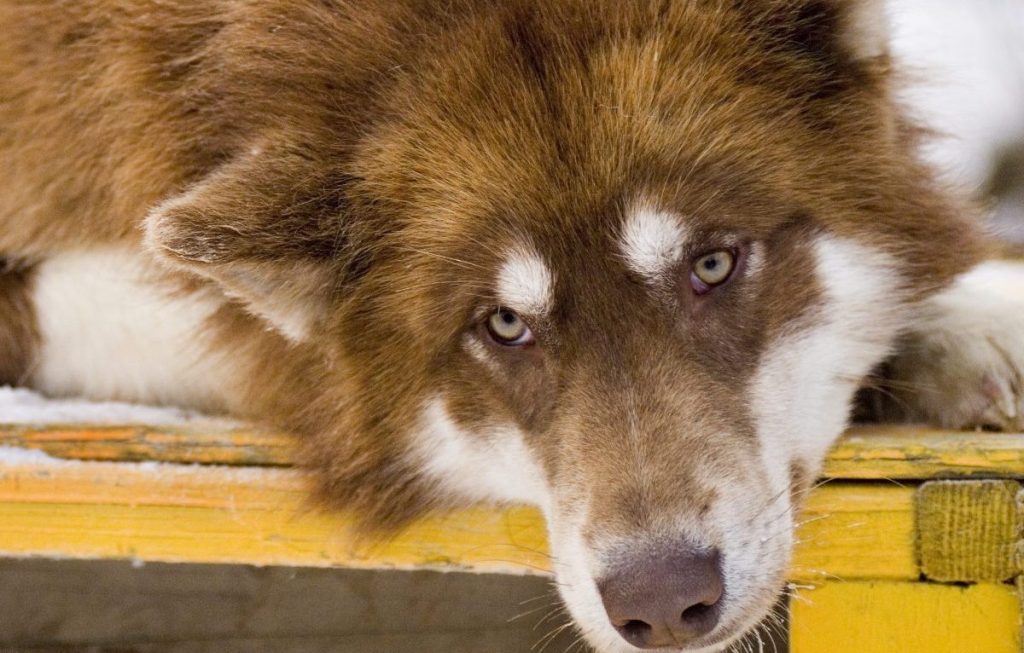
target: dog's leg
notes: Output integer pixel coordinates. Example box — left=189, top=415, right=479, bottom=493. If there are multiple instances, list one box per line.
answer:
left=880, top=260, right=1024, bottom=430
left=0, top=257, right=38, bottom=387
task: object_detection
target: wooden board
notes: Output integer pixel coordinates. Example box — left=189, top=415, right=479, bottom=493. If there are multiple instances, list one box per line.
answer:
left=0, top=424, right=292, bottom=466
left=0, top=452, right=918, bottom=579
left=0, top=454, right=550, bottom=575
left=916, top=480, right=1020, bottom=583
left=5, top=423, right=1023, bottom=479
left=789, top=581, right=1020, bottom=653
left=794, top=483, right=917, bottom=582
left=826, top=425, right=1024, bottom=480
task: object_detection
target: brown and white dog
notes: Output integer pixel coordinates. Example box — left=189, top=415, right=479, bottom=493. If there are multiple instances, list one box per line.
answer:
left=2, top=1, right=1022, bottom=650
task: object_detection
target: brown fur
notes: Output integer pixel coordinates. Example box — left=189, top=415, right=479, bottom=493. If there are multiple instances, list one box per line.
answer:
left=3, top=1, right=999, bottom=646
left=0, top=260, right=37, bottom=386
left=0, top=0, right=985, bottom=539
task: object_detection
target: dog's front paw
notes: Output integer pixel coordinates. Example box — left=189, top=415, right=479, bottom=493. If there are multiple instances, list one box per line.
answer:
left=887, top=261, right=1024, bottom=431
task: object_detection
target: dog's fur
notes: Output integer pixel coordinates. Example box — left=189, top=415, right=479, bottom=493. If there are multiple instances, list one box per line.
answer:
left=2, top=1, right=1023, bottom=650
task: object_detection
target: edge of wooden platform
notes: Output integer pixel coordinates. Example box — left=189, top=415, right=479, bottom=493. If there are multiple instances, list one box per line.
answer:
left=0, top=446, right=916, bottom=580
left=4, top=422, right=1023, bottom=480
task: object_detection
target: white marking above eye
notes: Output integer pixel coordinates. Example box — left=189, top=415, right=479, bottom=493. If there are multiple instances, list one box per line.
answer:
left=496, top=244, right=554, bottom=316
left=619, top=205, right=688, bottom=282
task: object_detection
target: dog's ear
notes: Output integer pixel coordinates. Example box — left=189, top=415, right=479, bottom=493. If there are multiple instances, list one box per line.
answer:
left=144, top=147, right=357, bottom=342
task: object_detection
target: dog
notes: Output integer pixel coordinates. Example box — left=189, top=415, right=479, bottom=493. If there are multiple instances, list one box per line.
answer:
left=2, top=1, right=1022, bottom=650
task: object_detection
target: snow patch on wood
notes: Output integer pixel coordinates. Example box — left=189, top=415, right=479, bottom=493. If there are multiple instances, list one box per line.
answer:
left=0, top=387, right=232, bottom=427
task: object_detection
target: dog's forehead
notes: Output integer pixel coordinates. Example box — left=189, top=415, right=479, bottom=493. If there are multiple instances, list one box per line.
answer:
left=490, top=206, right=691, bottom=326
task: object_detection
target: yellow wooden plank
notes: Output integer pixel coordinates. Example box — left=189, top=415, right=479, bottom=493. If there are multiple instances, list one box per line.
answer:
left=0, top=424, right=292, bottom=466
left=825, top=425, right=1024, bottom=480
left=792, top=483, right=917, bottom=582
left=790, top=582, right=1020, bottom=653
left=0, top=456, right=549, bottom=574
left=0, top=454, right=917, bottom=579
left=6, top=423, right=1024, bottom=479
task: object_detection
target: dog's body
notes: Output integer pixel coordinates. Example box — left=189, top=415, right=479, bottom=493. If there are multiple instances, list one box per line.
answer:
left=2, top=1, right=1023, bottom=651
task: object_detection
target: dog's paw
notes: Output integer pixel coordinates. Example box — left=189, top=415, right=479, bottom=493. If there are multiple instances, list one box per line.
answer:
left=887, top=261, right=1024, bottom=431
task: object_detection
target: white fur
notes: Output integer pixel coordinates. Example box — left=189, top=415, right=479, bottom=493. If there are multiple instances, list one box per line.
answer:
left=415, top=397, right=551, bottom=511
left=29, top=249, right=233, bottom=412
left=215, top=259, right=326, bottom=344
left=745, top=242, right=766, bottom=277
left=496, top=245, right=554, bottom=316
left=927, top=259, right=1024, bottom=312
left=751, top=237, right=904, bottom=466
left=548, top=517, right=634, bottom=653
left=890, top=0, right=1024, bottom=202
left=619, top=207, right=687, bottom=282
left=896, top=260, right=1024, bottom=428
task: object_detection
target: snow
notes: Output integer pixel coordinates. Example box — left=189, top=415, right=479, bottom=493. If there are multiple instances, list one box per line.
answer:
left=0, top=386, right=233, bottom=426
left=0, top=443, right=296, bottom=485
left=0, top=388, right=284, bottom=481
left=0, top=445, right=61, bottom=465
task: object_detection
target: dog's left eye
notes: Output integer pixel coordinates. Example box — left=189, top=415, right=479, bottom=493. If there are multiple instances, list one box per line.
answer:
left=691, top=249, right=736, bottom=294
left=486, top=308, right=534, bottom=346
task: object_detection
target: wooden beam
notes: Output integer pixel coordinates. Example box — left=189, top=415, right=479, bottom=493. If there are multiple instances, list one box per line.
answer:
left=4, top=423, right=1023, bottom=480
left=790, top=581, right=1020, bottom=653
left=0, top=454, right=551, bottom=575
left=793, top=483, right=917, bottom=582
left=0, top=424, right=292, bottom=466
left=826, top=425, right=1024, bottom=480
left=0, top=452, right=918, bottom=579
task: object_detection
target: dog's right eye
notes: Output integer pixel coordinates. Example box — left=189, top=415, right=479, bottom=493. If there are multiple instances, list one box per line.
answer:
left=690, top=249, right=736, bottom=294
left=485, top=309, right=534, bottom=347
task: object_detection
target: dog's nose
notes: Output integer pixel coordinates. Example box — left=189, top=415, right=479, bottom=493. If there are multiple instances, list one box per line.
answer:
left=598, top=545, right=723, bottom=649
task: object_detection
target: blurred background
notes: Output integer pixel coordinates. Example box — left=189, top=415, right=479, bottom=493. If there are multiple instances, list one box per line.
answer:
left=891, top=0, right=1024, bottom=244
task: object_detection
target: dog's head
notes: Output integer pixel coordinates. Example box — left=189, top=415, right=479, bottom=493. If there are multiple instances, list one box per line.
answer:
left=145, top=1, right=980, bottom=650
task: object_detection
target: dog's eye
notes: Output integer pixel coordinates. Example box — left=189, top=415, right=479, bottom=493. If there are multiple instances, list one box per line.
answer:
left=486, top=308, right=534, bottom=346
left=691, top=249, right=736, bottom=293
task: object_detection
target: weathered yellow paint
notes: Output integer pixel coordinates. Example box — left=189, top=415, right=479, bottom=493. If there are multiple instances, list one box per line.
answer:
left=0, top=424, right=292, bottom=466
left=0, top=455, right=917, bottom=578
left=825, top=425, right=1024, bottom=480
left=0, top=458, right=550, bottom=574
left=5, top=424, right=1024, bottom=479
left=916, top=480, right=1020, bottom=582
left=792, top=483, right=917, bottom=582
left=790, top=582, right=1020, bottom=653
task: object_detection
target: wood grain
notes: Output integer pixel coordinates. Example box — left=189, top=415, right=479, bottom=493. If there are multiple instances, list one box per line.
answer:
left=790, top=581, right=1020, bottom=653
left=0, top=455, right=918, bottom=579
left=5, top=423, right=1023, bottom=480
